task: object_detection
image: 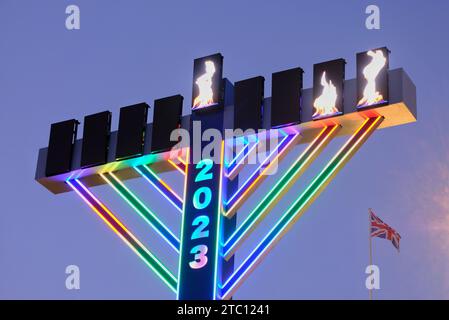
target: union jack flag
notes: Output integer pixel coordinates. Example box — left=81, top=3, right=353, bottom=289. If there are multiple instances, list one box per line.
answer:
left=369, top=209, right=401, bottom=252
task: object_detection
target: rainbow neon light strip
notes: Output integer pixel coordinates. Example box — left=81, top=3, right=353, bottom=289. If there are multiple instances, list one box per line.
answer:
left=220, top=116, right=384, bottom=299
left=168, top=151, right=188, bottom=175
left=175, top=148, right=190, bottom=299
left=223, top=130, right=301, bottom=218
left=66, top=178, right=178, bottom=292
left=101, top=172, right=180, bottom=252
left=225, top=135, right=259, bottom=179
left=135, top=165, right=183, bottom=213
left=223, top=125, right=340, bottom=260
left=213, top=141, right=226, bottom=300
left=168, top=159, right=186, bottom=175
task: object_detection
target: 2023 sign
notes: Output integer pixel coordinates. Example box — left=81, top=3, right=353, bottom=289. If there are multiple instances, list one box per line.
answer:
left=178, top=151, right=223, bottom=299
left=177, top=106, right=225, bottom=300
left=189, top=159, right=214, bottom=270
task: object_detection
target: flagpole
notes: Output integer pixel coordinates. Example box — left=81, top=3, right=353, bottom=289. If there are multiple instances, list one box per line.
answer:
left=368, top=208, right=373, bottom=300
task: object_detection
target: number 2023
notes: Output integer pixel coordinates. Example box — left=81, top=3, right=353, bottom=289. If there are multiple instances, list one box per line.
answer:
left=189, top=159, right=214, bottom=270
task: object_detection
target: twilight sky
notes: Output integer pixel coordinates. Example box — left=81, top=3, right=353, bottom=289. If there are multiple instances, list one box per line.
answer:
left=1, top=0, right=449, bottom=299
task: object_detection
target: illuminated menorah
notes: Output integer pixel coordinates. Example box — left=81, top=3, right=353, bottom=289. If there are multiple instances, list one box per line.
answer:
left=35, top=48, right=416, bottom=299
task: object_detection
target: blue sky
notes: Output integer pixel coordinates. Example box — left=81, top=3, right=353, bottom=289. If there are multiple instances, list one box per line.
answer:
left=1, top=0, right=449, bottom=299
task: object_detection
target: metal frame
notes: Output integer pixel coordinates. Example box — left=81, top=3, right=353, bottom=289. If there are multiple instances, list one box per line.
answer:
left=36, top=67, right=416, bottom=299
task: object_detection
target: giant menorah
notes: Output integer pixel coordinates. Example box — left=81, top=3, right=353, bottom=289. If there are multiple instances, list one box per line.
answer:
left=35, top=48, right=416, bottom=299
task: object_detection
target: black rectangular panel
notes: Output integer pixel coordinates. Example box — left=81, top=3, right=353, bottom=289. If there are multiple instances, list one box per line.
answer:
left=115, top=102, right=149, bottom=160
left=357, top=47, right=389, bottom=109
left=80, top=111, right=111, bottom=168
left=191, top=53, right=223, bottom=112
left=151, top=95, right=183, bottom=153
left=45, top=119, right=79, bottom=176
left=271, top=67, right=303, bottom=128
left=312, top=58, right=346, bottom=120
left=234, top=76, right=264, bottom=132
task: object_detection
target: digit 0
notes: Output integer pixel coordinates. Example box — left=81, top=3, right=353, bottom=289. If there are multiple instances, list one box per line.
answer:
left=193, top=186, right=212, bottom=210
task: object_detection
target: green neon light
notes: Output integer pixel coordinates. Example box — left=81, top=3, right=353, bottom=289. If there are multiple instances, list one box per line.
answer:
left=67, top=179, right=177, bottom=293
left=101, top=172, right=180, bottom=252
left=223, top=125, right=340, bottom=259
left=268, top=117, right=384, bottom=242
left=212, top=141, right=225, bottom=300
left=176, top=149, right=190, bottom=300
left=220, top=116, right=383, bottom=299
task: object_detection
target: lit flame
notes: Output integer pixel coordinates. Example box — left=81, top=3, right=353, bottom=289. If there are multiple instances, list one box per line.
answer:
left=193, top=60, right=216, bottom=109
left=313, top=71, right=338, bottom=118
left=357, top=50, right=387, bottom=107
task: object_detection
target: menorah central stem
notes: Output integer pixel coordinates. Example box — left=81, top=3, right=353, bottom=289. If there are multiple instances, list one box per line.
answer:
left=177, top=108, right=228, bottom=300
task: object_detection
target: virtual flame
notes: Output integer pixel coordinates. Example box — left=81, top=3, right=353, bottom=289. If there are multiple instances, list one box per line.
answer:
left=358, top=50, right=387, bottom=107
left=193, top=60, right=216, bottom=109
left=313, top=71, right=338, bottom=118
